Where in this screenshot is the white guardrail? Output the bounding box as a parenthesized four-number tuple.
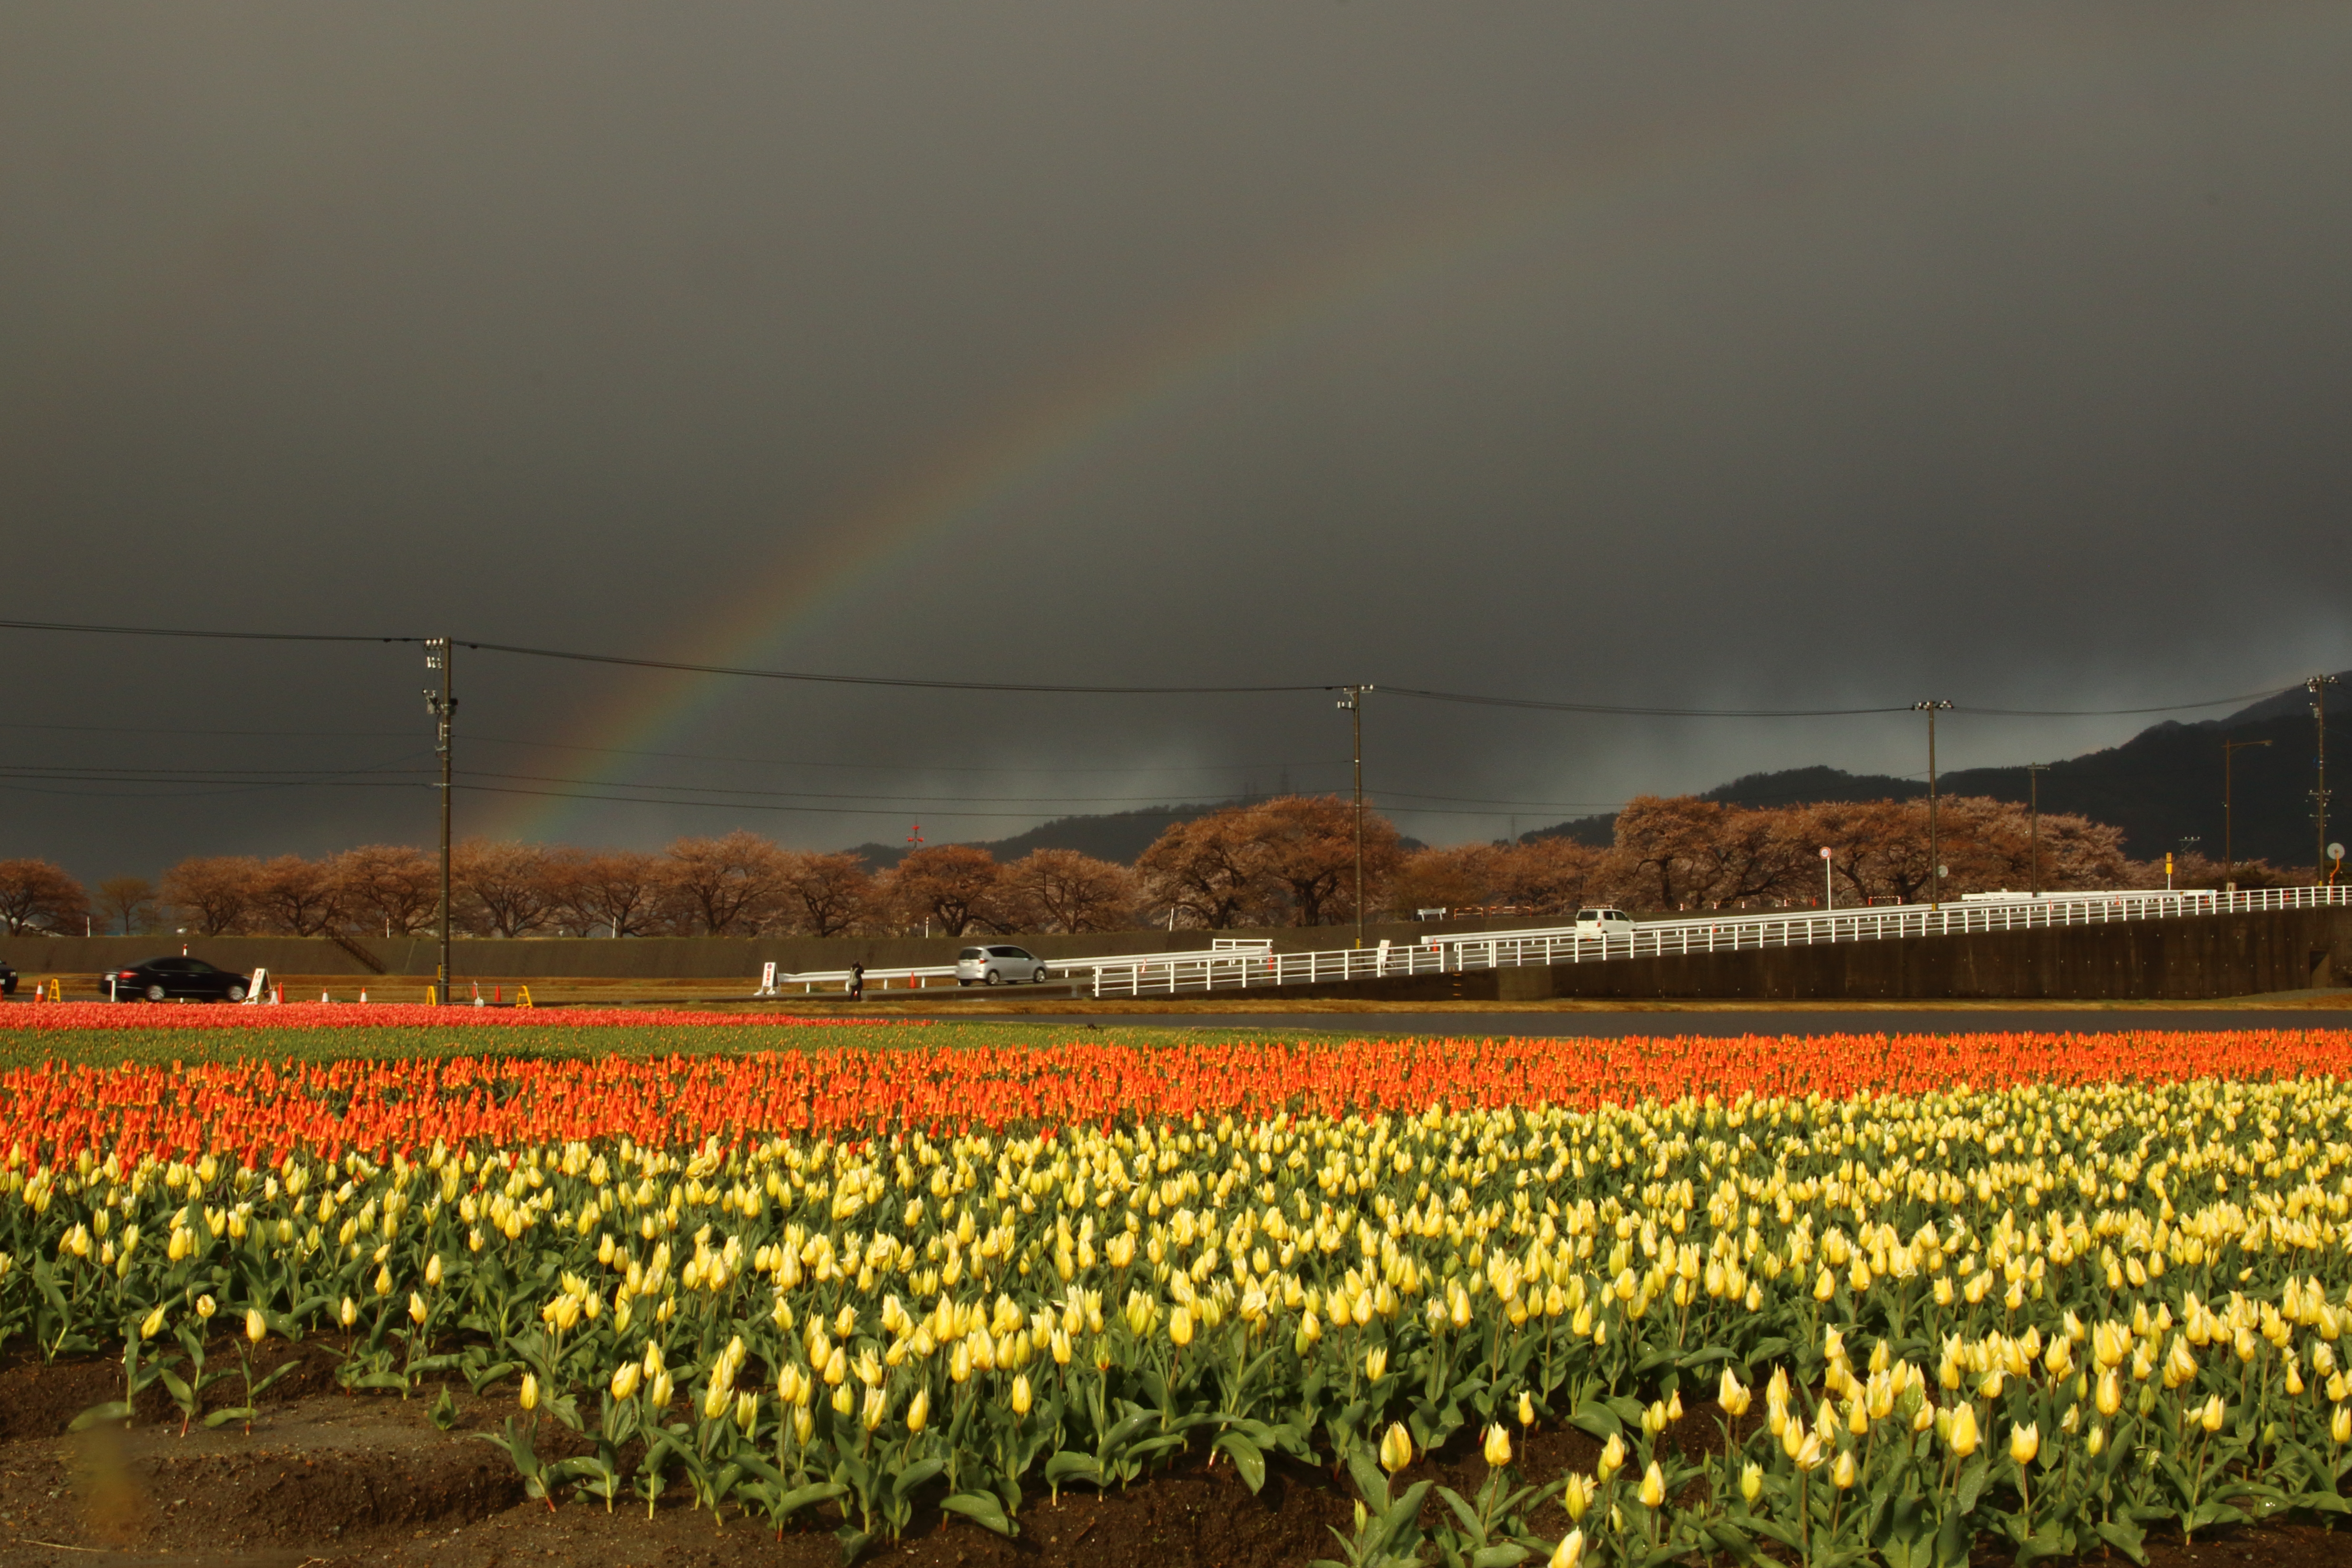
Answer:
(760, 885, 2352, 999)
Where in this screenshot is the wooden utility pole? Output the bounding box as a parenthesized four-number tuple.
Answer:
(1913, 700, 1953, 907)
(425, 639, 455, 1005)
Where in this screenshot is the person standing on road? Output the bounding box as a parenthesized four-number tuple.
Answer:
(848, 962, 865, 1001)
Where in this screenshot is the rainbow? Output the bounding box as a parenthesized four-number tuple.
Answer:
(503, 7, 2320, 844)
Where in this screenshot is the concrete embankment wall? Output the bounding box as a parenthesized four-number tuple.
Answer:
(1285, 906, 2352, 1003)
(0, 918, 1508, 981)
(11, 907, 2345, 999)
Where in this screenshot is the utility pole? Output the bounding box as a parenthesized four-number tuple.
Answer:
(1336, 686, 1371, 947)
(2310, 676, 2339, 878)
(2025, 763, 2049, 896)
(424, 639, 455, 1006)
(2222, 736, 2271, 880)
(1913, 700, 1953, 908)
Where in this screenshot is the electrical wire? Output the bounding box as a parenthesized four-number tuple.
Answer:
(0, 616, 2328, 718)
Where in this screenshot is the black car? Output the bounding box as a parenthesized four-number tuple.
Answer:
(0, 957, 15, 997)
(109, 957, 251, 1003)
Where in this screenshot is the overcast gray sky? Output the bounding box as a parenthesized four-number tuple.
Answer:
(5, 1, 2349, 881)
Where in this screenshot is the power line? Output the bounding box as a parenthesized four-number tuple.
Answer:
(0, 615, 2325, 718)
(0, 617, 417, 646)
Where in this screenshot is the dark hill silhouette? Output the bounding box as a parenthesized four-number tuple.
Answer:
(1524, 675, 2352, 868)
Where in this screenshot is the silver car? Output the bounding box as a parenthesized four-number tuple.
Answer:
(956, 945, 1050, 985)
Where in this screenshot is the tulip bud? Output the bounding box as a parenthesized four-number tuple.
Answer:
(408, 1291, 428, 1326)
(1169, 1306, 1194, 1348)
(908, 1385, 932, 1433)
(2200, 1393, 2226, 1433)
(2333, 1403, 2351, 1446)
(425, 1254, 444, 1288)
(651, 1371, 673, 1410)
(519, 1371, 539, 1411)
(1638, 1459, 1666, 1507)
(1740, 1462, 1763, 1503)
(246, 1307, 267, 1343)
(1484, 1424, 1513, 1468)
(1012, 1373, 1033, 1417)
(340, 1295, 358, 1328)
(1832, 1449, 1856, 1490)
(2087, 1423, 2107, 1457)
(1598, 1432, 1625, 1480)
(1519, 1391, 1536, 1428)
(611, 1363, 641, 1402)
(2009, 1422, 2039, 1467)
(1365, 1347, 1389, 1382)
(1549, 1529, 1583, 1568)
(1946, 1404, 1980, 1459)
(140, 1304, 167, 1340)
(1379, 1421, 1413, 1475)
(196, 1294, 217, 1320)
(1562, 1472, 1595, 1521)
(1719, 1368, 1751, 1417)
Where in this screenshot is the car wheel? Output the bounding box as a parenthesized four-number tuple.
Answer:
(984, 970, 1002, 986)
(226, 984, 247, 1002)
(958, 978, 972, 987)
(144, 984, 166, 1002)
(1033, 967, 1049, 984)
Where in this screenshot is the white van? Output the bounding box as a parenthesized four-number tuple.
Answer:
(1572, 907, 1636, 939)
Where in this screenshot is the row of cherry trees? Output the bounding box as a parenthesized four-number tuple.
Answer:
(0, 790, 2277, 939)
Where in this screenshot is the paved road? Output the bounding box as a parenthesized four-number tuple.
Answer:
(907, 1010, 2337, 1037)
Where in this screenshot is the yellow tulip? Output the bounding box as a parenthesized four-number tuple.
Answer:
(2199, 1394, 2225, 1433)
(1718, 1368, 1751, 1417)
(1562, 1472, 1596, 1521)
(1832, 1449, 1856, 1490)
(908, 1386, 932, 1433)
(245, 1307, 268, 1344)
(1946, 1404, 1980, 1459)
(1484, 1424, 1513, 1468)
(611, 1363, 641, 1402)
(1012, 1373, 1033, 1418)
(1638, 1460, 1666, 1507)
(1379, 1422, 1414, 1475)
(2009, 1422, 2039, 1467)
(520, 1372, 540, 1412)
(2332, 1403, 2350, 1445)
(140, 1305, 167, 1340)
(1598, 1432, 1625, 1480)
(1169, 1306, 1194, 1348)
(1549, 1529, 1584, 1568)
(1740, 1462, 1763, 1504)
(1519, 1391, 1536, 1428)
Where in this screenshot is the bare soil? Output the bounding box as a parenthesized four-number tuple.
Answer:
(2, 1350, 2348, 1568)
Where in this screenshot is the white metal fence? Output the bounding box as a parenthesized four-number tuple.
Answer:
(1075, 884, 2352, 998)
(754, 885, 2349, 999)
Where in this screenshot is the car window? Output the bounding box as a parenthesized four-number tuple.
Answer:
(959, 948, 984, 960)
(147, 959, 189, 971)
(1001, 947, 1033, 960)
(1574, 909, 1598, 921)
(185, 959, 222, 974)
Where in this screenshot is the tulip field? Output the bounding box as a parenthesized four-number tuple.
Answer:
(6, 1016, 2352, 1565)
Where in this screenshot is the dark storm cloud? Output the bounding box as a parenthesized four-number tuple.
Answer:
(2, 1, 2348, 879)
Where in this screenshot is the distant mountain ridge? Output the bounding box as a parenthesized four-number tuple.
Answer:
(836, 677, 2352, 870)
(1527, 675, 2352, 867)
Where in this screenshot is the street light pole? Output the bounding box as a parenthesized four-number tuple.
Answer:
(1913, 700, 1953, 908)
(2222, 736, 2271, 879)
(1336, 686, 1371, 947)
(2024, 763, 2048, 896)
(2310, 676, 2339, 878)
(424, 639, 456, 1006)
